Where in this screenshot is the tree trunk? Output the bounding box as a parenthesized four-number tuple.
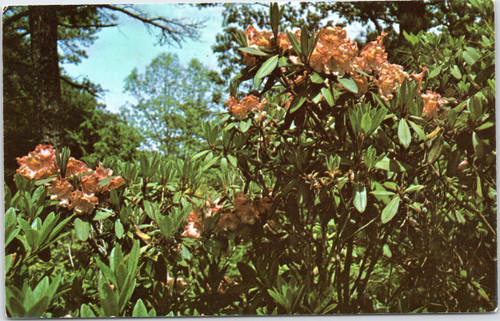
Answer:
(28, 5, 62, 147)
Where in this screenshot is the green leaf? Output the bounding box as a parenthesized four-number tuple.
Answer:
(371, 108, 387, 133)
(227, 154, 238, 168)
(132, 299, 148, 317)
(370, 190, 396, 196)
(110, 245, 124, 273)
(239, 118, 252, 133)
(158, 216, 173, 238)
(192, 150, 209, 161)
(98, 176, 114, 188)
(32, 277, 50, 304)
(6, 287, 26, 317)
(232, 29, 248, 47)
(477, 287, 490, 302)
(310, 72, 324, 84)
(202, 155, 220, 172)
(27, 296, 49, 317)
(270, 2, 280, 36)
(97, 260, 117, 285)
(338, 77, 358, 94)
(74, 218, 90, 242)
(467, 97, 483, 122)
(94, 209, 114, 221)
(348, 108, 361, 134)
(321, 87, 334, 107)
(300, 25, 311, 58)
(375, 157, 408, 172)
(100, 283, 119, 316)
(80, 304, 96, 318)
(126, 240, 140, 274)
(286, 29, 302, 55)
(353, 185, 367, 213)
(115, 220, 124, 239)
(34, 175, 57, 186)
(450, 65, 462, 79)
(427, 134, 444, 163)
(475, 121, 494, 131)
(289, 95, 307, 113)
(255, 55, 279, 79)
(381, 196, 400, 224)
(115, 263, 128, 291)
(238, 47, 272, 56)
(408, 120, 426, 141)
(404, 185, 425, 193)
(48, 214, 74, 242)
(428, 65, 442, 78)
(383, 244, 392, 258)
(360, 113, 372, 135)
(398, 119, 411, 148)
(463, 47, 481, 66)
(472, 131, 485, 158)
(118, 278, 136, 313)
(25, 229, 40, 249)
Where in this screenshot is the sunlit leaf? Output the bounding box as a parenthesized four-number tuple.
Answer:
(381, 196, 400, 224)
(338, 77, 358, 94)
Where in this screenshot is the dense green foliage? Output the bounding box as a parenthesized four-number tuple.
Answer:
(4, 1, 497, 317)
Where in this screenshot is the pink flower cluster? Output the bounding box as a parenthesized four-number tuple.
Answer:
(16, 145, 58, 180)
(181, 193, 273, 238)
(16, 144, 125, 215)
(226, 94, 267, 120)
(421, 91, 447, 120)
(216, 192, 272, 232)
(240, 26, 445, 119)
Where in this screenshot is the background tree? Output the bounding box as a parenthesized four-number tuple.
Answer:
(122, 53, 224, 156)
(3, 4, 204, 154)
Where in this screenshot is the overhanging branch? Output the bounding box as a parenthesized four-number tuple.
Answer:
(61, 75, 102, 98)
(59, 22, 118, 29)
(98, 4, 204, 47)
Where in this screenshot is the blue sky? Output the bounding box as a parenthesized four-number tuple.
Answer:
(60, 3, 368, 114)
(61, 4, 225, 113)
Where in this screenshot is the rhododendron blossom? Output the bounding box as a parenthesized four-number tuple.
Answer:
(246, 25, 273, 49)
(214, 193, 273, 232)
(313, 26, 359, 76)
(375, 63, 410, 101)
(48, 178, 73, 207)
(226, 95, 267, 119)
(421, 91, 447, 120)
(65, 157, 92, 178)
(15, 145, 125, 215)
(16, 144, 58, 180)
(239, 25, 433, 106)
(359, 32, 388, 74)
(205, 197, 223, 218)
(70, 190, 99, 215)
(182, 210, 203, 239)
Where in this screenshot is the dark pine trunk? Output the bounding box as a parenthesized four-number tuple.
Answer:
(28, 5, 62, 147)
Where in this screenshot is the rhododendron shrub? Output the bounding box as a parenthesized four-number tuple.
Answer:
(209, 2, 495, 314)
(4, 2, 495, 317)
